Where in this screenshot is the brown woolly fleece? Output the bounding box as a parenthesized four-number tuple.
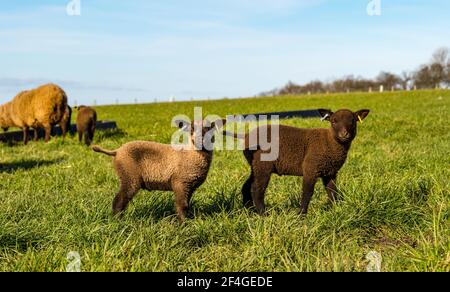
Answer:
(76, 106, 97, 146)
(232, 109, 370, 216)
(0, 83, 70, 144)
(93, 119, 226, 221)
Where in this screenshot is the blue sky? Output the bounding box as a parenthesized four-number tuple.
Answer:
(0, 0, 449, 105)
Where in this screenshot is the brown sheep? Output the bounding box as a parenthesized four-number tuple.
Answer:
(227, 109, 370, 216)
(0, 83, 70, 144)
(92, 118, 226, 221)
(76, 106, 97, 146)
(32, 105, 72, 142)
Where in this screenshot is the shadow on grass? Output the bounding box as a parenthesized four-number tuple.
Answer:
(129, 189, 242, 221)
(193, 189, 241, 217)
(130, 193, 176, 221)
(0, 136, 20, 147)
(95, 128, 128, 142)
(0, 158, 64, 173)
(0, 232, 43, 252)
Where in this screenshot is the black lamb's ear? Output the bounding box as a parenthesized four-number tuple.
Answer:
(318, 109, 333, 121)
(355, 109, 370, 122)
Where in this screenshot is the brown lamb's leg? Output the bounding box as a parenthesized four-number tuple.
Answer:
(300, 174, 318, 215)
(90, 123, 96, 142)
(322, 176, 338, 203)
(173, 183, 194, 222)
(84, 129, 92, 146)
(86, 121, 96, 146)
(112, 181, 140, 216)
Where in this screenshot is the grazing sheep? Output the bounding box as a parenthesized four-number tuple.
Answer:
(92, 119, 226, 221)
(76, 106, 97, 146)
(227, 109, 370, 215)
(32, 105, 72, 142)
(0, 84, 70, 144)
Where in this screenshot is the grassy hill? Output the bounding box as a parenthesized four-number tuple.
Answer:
(0, 90, 448, 271)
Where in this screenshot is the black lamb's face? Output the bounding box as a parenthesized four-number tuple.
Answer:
(318, 109, 370, 143)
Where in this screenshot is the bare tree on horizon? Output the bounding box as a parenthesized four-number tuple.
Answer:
(259, 47, 450, 96)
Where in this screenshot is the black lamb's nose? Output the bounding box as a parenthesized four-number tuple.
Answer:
(339, 131, 350, 139)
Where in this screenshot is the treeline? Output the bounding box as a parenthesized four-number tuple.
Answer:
(260, 47, 450, 96)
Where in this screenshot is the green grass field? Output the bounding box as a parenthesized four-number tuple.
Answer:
(0, 90, 449, 272)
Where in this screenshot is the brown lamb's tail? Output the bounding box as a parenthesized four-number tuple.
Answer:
(92, 145, 117, 157)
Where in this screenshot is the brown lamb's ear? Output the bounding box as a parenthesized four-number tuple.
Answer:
(355, 110, 370, 122)
(318, 109, 333, 121)
(174, 120, 191, 131)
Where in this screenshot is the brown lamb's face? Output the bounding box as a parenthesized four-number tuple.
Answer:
(176, 119, 227, 151)
(319, 109, 370, 143)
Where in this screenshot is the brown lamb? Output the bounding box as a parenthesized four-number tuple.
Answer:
(0, 83, 71, 144)
(76, 106, 97, 146)
(92, 118, 226, 221)
(229, 109, 370, 216)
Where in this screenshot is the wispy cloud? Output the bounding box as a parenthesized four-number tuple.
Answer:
(0, 78, 144, 92)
